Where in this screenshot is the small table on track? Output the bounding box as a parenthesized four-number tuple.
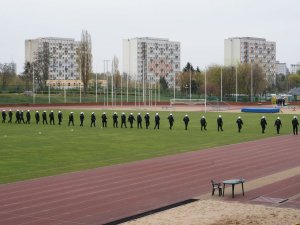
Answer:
(222, 179, 245, 198)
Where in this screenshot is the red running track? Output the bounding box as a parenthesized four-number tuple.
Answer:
(0, 135, 300, 225)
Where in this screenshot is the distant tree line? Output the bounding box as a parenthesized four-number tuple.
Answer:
(0, 63, 17, 90)
(151, 63, 298, 98)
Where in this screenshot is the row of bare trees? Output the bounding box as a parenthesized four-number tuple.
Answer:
(0, 63, 16, 90)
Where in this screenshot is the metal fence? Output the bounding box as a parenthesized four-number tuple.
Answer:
(0, 85, 270, 105)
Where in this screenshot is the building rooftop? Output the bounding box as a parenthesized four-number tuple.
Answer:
(228, 37, 266, 41)
(26, 37, 76, 41)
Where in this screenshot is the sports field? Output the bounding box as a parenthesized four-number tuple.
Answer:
(0, 109, 295, 184)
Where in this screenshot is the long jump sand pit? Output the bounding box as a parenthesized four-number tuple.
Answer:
(123, 199, 300, 225)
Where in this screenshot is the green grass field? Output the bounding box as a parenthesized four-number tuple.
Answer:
(0, 109, 296, 184)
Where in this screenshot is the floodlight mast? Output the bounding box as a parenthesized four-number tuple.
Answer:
(32, 64, 35, 104)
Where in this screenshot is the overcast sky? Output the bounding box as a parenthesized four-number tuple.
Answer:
(0, 0, 299, 73)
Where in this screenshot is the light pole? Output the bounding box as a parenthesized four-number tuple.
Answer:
(173, 70, 176, 101)
(103, 60, 106, 107)
(120, 73, 123, 106)
(95, 71, 98, 103)
(111, 61, 114, 107)
(64, 66, 66, 104)
(126, 73, 129, 103)
(189, 67, 192, 102)
(148, 76, 151, 106)
(80, 66, 82, 103)
(205, 69, 207, 113)
(138, 78, 141, 107)
(104, 60, 111, 107)
(220, 66, 223, 102)
(251, 63, 253, 102)
(235, 64, 238, 103)
(32, 64, 35, 104)
(142, 60, 145, 105)
(155, 77, 157, 107)
(134, 76, 137, 107)
(48, 81, 50, 104)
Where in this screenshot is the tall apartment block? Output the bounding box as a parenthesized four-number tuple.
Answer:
(224, 37, 276, 84)
(25, 37, 80, 87)
(123, 37, 181, 86)
(290, 63, 300, 74)
(276, 61, 289, 76)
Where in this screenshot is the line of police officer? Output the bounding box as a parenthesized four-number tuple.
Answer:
(1, 109, 299, 134)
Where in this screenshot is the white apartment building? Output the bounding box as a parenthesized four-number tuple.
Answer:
(276, 61, 289, 76)
(290, 63, 300, 74)
(224, 37, 276, 84)
(123, 37, 181, 86)
(25, 37, 80, 86)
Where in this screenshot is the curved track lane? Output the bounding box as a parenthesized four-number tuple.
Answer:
(0, 135, 300, 225)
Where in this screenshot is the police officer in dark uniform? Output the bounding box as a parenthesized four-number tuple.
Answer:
(274, 117, 282, 134)
(58, 111, 63, 125)
(183, 114, 190, 130)
(15, 109, 20, 124)
(20, 110, 25, 124)
(35, 111, 40, 124)
(137, 113, 142, 128)
(292, 116, 299, 135)
(217, 115, 223, 132)
(154, 113, 160, 129)
(144, 113, 150, 129)
(68, 112, 74, 126)
(49, 110, 55, 125)
(128, 113, 135, 128)
(79, 112, 84, 126)
(8, 109, 13, 123)
(121, 112, 127, 128)
(200, 116, 207, 131)
(91, 112, 96, 127)
(42, 111, 48, 124)
(112, 112, 118, 128)
(25, 110, 31, 124)
(102, 112, 107, 128)
(236, 116, 243, 133)
(168, 113, 174, 130)
(2, 110, 6, 123)
(260, 116, 267, 133)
